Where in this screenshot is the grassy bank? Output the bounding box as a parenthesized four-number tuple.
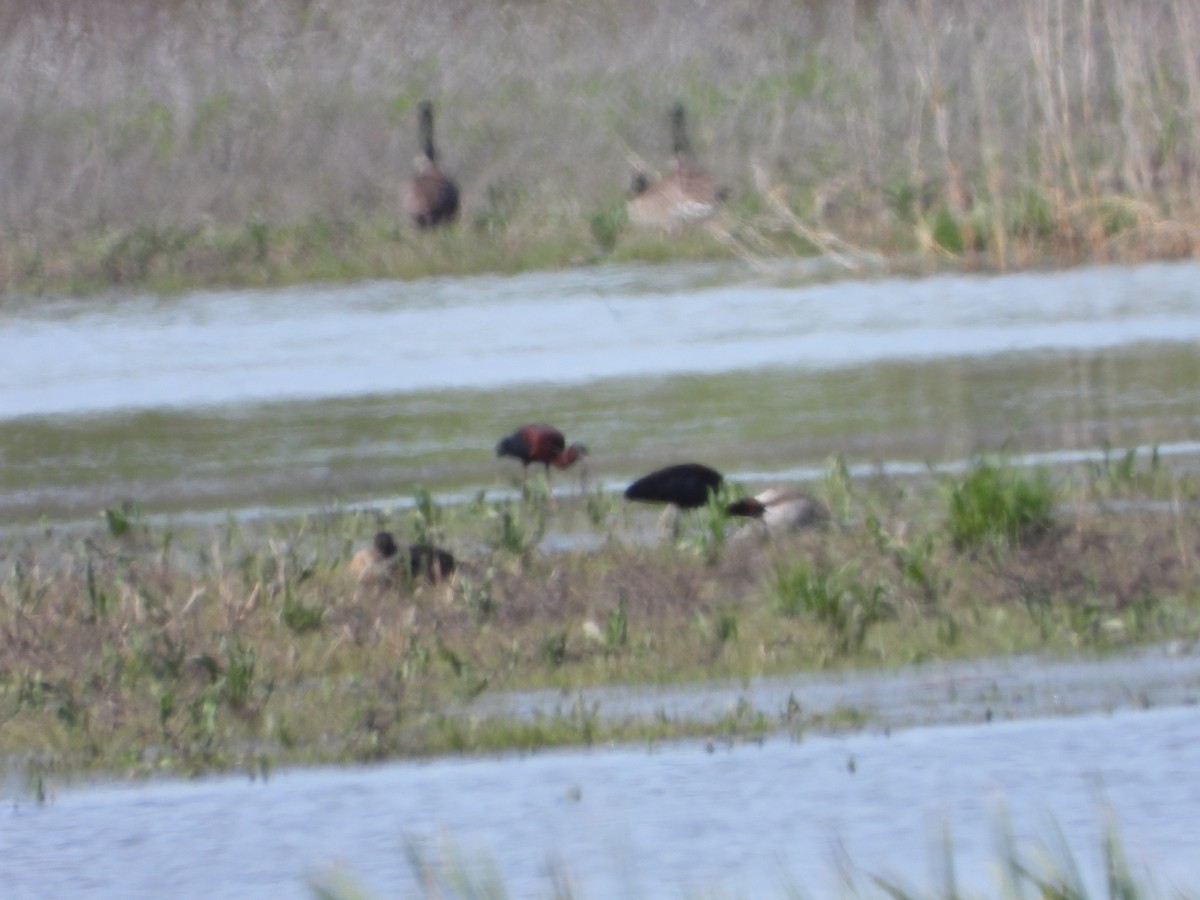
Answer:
(2, 451, 1198, 782)
(2, 0, 1200, 297)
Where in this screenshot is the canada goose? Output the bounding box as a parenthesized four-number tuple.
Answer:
(627, 104, 724, 233)
(404, 100, 460, 228)
(350, 530, 457, 585)
(726, 488, 831, 537)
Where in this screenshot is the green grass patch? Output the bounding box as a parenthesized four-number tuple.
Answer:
(946, 460, 1057, 552)
(1, 453, 1199, 780)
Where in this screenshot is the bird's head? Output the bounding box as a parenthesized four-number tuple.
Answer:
(555, 443, 589, 468)
(726, 497, 766, 519)
(373, 530, 400, 558)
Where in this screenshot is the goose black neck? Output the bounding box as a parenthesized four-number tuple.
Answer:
(670, 103, 691, 157)
(418, 101, 437, 163)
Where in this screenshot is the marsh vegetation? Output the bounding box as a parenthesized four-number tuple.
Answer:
(2, 450, 1197, 780)
(2, 0, 1200, 296)
(322, 809, 1157, 900)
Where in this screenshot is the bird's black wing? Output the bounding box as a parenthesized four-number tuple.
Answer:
(624, 463, 723, 509)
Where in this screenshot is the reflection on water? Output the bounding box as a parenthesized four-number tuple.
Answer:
(4, 696, 1200, 898)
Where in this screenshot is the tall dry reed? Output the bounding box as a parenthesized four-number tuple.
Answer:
(1, 0, 1197, 289)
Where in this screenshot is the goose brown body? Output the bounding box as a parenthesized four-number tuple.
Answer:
(726, 488, 831, 533)
(350, 531, 457, 584)
(404, 100, 459, 228)
(627, 104, 723, 233)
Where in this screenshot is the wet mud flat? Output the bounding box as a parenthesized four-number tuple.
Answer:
(471, 641, 1200, 736)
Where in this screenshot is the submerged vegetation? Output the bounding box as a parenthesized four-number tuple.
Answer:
(3, 0, 1200, 297)
(310, 807, 1161, 899)
(1, 451, 1198, 781)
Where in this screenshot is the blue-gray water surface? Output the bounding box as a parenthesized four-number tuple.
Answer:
(4, 259, 1200, 419)
(4, 682, 1199, 899)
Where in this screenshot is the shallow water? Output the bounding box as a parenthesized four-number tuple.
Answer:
(5, 654, 1200, 899)
(3, 259, 1200, 526)
(4, 263, 1200, 897)
(4, 260, 1200, 419)
(475, 641, 1200, 730)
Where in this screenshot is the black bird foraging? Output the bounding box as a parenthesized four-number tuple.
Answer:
(624, 462, 724, 509)
(624, 462, 725, 539)
(496, 423, 589, 495)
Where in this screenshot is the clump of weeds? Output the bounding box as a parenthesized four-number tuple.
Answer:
(485, 498, 545, 563)
(456, 566, 498, 625)
(1083, 443, 1197, 504)
(103, 500, 146, 539)
(770, 558, 893, 656)
(868, 515, 950, 609)
(584, 485, 619, 532)
(484, 477, 551, 563)
(822, 454, 855, 524)
(945, 459, 1057, 552)
(679, 486, 738, 565)
(411, 488, 447, 547)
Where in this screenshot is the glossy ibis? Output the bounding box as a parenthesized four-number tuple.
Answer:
(496, 423, 588, 495)
(627, 104, 725, 233)
(403, 100, 459, 228)
(624, 462, 725, 538)
(624, 462, 724, 508)
(350, 530, 457, 585)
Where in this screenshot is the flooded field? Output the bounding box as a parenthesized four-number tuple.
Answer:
(3, 259, 1200, 898)
(3, 259, 1200, 527)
